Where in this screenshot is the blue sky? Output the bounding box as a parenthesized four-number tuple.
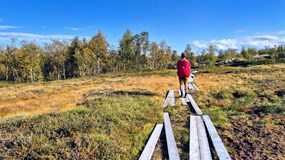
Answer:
(1, 0, 285, 53)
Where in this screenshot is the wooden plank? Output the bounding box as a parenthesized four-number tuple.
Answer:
(202, 115, 231, 160)
(180, 98, 187, 106)
(188, 83, 195, 90)
(186, 94, 203, 115)
(178, 89, 182, 97)
(197, 116, 212, 160)
(164, 113, 180, 160)
(163, 90, 171, 108)
(193, 83, 200, 90)
(185, 97, 190, 103)
(190, 116, 200, 160)
(170, 90, 176, 107)
(139, 124, 163, 160)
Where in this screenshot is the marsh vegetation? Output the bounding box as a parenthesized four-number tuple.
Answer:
(0, 64, 284, 159)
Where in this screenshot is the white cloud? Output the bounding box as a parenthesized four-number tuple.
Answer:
(234, 29, 247, 34)
(64, 27, 85, 31)
(210, 39, 238, 50)
(278, 30, 285, 34)
(0, 32, 86, 44)
(65, 26, 96, 31)
(191, 34, 285, 52)
(0, 32, 74, 39)
(192, 41, 208, 48)
(0, 25, 21, 30)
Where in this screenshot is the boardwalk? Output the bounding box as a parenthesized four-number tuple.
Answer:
(141, 90, 230, 159)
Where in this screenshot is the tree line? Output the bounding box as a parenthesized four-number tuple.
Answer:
(0, 30, 284, 83)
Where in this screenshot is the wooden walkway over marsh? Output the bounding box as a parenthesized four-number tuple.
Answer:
(139, 87, 231, 160)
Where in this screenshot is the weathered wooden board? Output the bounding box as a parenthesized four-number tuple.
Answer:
(178, 89, 182, 97)
(203, 115, 231, 160)
(197, 116, 212, 160)
(139, 124, 163, 160)
(164, 113, 180, 160)
(188, 83, 195, 90)
(163, 90, 171, 108)
(185, 97, 190, 103)
(190, 116, 200, 160)
(193, 83, 200, 90)
(180, 98, 187, 106)
(181, 98, 187, 106)
(186, 94, 203, 115)
(170, 90, 175, 107)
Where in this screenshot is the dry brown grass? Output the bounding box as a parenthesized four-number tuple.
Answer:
(1, 64, 284, 159)
(0, 71, 179, 120)
(197, 64, 285, 96)
(1, 64, 284, 120)
(196, 74, 244, 93)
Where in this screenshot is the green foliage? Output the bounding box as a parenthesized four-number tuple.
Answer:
(196, 44, 218, 68)
(0, 93, 162, 159)
(241, 47, 250, 59)
(206, 44, 218, 68)
(218, 49, 238, 60)
(15, 42, 43, 82)
(0, 41, 43, 82)
(88, 31, 109, 74)
(255, 100, 285, 114)
(184, 44, 196, 66)
(133, 31, 150, 68)
(159, 41, 172, 69)
(1, 30, 285, 83)
(150, 42, 159, 68)
(118, 29, 135, 70)
(167, 50, 180, 69)
(43, 40, 68, 80)
(65, 37, 81, 78)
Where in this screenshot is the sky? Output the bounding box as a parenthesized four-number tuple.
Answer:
(0, 0, 285, 53)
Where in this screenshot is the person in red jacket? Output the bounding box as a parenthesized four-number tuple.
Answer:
(177, 52, 191, 97)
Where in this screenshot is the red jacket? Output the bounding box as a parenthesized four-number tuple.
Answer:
(177, 58, 191, 78)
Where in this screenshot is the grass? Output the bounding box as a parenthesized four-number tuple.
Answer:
(194, 64, 285, 159)
(0, 70, 176, 159)
(0, 70, 177, 119)
(1, 64, 285, 159)
(0, 92, 162, 159)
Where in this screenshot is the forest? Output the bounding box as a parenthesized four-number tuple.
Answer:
(0, 30, 285, 83)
